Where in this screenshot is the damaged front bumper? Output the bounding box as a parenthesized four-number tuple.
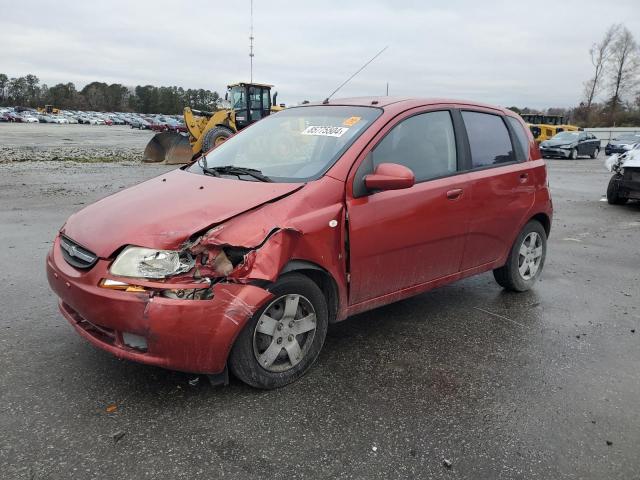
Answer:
(46, 236, 273, 374)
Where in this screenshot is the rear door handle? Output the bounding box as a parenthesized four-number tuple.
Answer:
(519, 173, 529, 183)
(446, 188, 463, 200)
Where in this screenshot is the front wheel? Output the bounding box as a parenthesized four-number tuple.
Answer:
(493, 220, 547, 292)
(607, 174, 628, 205)
(569, 148, 578, 160)
(201, 126, 234, 153)
(229, 273, 328, 389)
(591, 147, 599, 159)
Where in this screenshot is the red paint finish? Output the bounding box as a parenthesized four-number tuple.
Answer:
(47, 97, 552, 375)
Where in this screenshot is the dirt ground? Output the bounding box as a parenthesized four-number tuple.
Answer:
(0, 156, 639, 479)
(0, 123, 155, 162)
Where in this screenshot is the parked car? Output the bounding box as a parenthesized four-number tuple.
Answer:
(604, 133, 640, 156)
(52, 116, 70, 124)
(21, 114, 39, 123)
(46, 97, 553, 389)
(605, 144, 640, 205)
(130, 118, 151, 129)
(539, 131, 600, 159)
(6, 112, 23, 122)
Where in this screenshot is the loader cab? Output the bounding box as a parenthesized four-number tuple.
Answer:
(227, 82, 273, 130)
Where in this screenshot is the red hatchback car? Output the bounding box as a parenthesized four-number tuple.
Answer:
(47, 98, 552, 388)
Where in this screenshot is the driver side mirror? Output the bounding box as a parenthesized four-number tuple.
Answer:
(364, 163, 415, 192)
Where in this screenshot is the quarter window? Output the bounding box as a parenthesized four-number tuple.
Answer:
(372, 111, 457, 182)
(505, 116, 529, 160)
(462, 111, 515, 168)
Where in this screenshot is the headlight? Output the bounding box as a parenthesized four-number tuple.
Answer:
(559, 144, 574, 149)
(110, 246, 195, 279)
(622, 144, 634, 150)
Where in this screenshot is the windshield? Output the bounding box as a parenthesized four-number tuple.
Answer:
(552, 131, 579, 141)
(230, 87, 245, 110)
(189, 105, 382, 182)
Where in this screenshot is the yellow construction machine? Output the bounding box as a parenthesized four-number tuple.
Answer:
(520, 114, 580, 143)
(144, 82, 283, 164)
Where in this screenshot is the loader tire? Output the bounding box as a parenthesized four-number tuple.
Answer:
(201, 126, 234, 154)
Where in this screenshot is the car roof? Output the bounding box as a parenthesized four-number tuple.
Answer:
(304, 96, 514, 115)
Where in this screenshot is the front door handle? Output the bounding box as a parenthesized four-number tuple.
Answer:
(446, 188, 463, 200)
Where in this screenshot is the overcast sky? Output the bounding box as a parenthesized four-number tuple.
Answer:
(1, 0, 639, 108)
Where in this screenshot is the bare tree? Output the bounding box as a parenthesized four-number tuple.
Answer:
(584, 25, 616, 108)
(607, 25, 640, 116)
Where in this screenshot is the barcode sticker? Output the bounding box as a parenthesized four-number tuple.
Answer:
(301, 126, 349, 137)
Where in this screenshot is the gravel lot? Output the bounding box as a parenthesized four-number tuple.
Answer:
(0, 155, 639, 479)
(0, 123, 155, 162)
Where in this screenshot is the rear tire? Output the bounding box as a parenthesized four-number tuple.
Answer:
(201, 126, 234, 153)
(606, 174, 628, 205)
(493, 220, 547, 292)
(229, 273, 328, 389)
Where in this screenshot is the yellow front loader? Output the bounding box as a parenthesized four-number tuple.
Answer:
(143, 82, 282, 164)
(520, 114, 580, 143)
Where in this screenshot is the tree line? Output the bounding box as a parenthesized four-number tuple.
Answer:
(510, 24, 640, 127)
(0, 74, 221, 114)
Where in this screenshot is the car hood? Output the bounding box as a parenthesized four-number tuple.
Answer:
(608, 139, 637, 146)
(541, 139, 576, 147)
(62, 168, 303, 258)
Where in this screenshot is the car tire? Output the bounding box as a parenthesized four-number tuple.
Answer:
(493, 220, 547, 292)
(606, 174, 628, 205)
(591, 148, 599, 159)
(229, 273, 329, 389)
(570, 148, 578, 160)
(201, 126, 234, 153)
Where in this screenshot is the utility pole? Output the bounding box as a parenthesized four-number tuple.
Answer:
(249, 0, 254, 82)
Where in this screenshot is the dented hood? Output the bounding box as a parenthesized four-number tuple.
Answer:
(62, 169, 302, 257)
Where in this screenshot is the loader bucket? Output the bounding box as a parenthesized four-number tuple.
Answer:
(143, 132, 194, 164)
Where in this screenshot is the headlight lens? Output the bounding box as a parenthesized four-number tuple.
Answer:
(110, 246, 195, 279)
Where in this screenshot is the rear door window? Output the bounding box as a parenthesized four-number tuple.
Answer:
(462, 111, 515, 168)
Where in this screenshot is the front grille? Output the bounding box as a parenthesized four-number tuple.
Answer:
(60, 235, 98, 269)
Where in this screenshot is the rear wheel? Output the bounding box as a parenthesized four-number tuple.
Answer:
(607, 174, 628, 205)
(591, 147, 600, 159)
(493, 220, 547, 292)
(201, 126, 234, 153)
(229, 273, 328, 389)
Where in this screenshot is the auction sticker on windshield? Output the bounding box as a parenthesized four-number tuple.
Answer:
(301, 126, 349, 137)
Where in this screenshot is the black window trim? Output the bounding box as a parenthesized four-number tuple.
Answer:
(352, 107, 466, 198)
(457, 108, 521, 173)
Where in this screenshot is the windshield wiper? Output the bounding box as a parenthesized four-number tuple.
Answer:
(202, 165, 272, 182)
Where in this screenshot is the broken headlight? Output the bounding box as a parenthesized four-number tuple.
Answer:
(110, 246, 195, 279)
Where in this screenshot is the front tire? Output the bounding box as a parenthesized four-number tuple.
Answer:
(569, 148, 578, 160)
(229, 273, 328, 389)
(591, 148, 599, 159)
(493, 220, 547, 292)
(606, 174, 628, 205)
(201, 126, 234, 153)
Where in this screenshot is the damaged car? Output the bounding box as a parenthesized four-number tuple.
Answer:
(605, 144, 640, 204)
(47, 98, 553, 389)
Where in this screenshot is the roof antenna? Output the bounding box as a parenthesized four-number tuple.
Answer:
(249, 0, 254, 82)
(323, 46, 388, 104)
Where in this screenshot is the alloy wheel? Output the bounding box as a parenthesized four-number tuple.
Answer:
(253, 294, 317, 373)
(518, 232, 543, 280)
